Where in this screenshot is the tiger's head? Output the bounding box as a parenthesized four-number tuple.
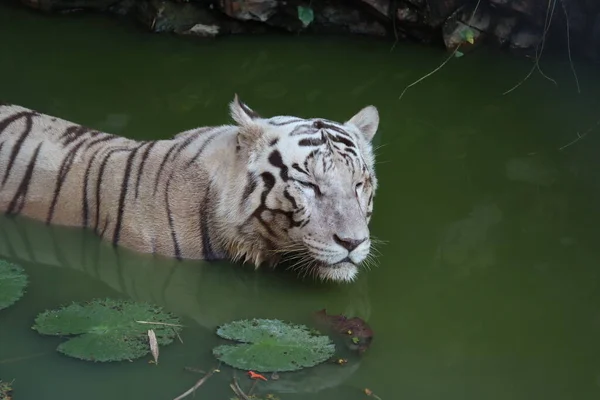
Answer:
(229, 95, 379, 283)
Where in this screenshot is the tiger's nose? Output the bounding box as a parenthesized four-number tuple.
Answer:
(333, 234, 367, 252)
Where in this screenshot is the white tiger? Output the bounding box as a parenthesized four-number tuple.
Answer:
(0, 95, 379, 282)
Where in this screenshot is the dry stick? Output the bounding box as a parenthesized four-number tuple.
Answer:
(558, 118, 600, 150)
(136, 320, 185, 328)
(173, 368, 218, 400)
(535, 0, 558, 84)
(0, 352, 49, 364)
(560, 0, 581, 93)
(398, 0, 482, 100)
(230, 377, 251, 400)
(503, 0, 558, 95)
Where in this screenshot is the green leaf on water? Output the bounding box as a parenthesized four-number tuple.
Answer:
(461, 27, 475, 44)
(297, 5, 314, 28)
(213, 318, 335, 372)
(454, 50, 464, 58)
(0, 260, 28, 311)
(32, 298, 183, 362)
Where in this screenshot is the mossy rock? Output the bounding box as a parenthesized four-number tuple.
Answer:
(0, 260, 28, 311)
(32, 298, 182, 362)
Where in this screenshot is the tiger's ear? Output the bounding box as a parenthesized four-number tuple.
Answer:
(230, 94, 261, 126)
(230, 94, 265, 151)
(346, 105, 379, 142)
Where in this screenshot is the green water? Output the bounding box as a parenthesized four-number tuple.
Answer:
(2, 2, 600, 399)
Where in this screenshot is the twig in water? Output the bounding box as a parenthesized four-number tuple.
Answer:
(560, 0, 580, 93)
(172, 327, 184, 344)
(503, 0, 558, 95)
(230, 377, 251, 400)
(558, 118, 600, 150)
(0, 352, 49, 364)
(398, 0, 482, 100)
(173, 368, 219, 400)
(184, 366, 206, 374)
(399, 45, 462, 100)
(136, 320, 185, 328)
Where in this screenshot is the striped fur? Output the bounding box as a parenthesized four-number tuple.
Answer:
(0, 95, 379, 282)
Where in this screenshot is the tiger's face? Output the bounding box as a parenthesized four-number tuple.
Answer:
(231, 96, 379, 282)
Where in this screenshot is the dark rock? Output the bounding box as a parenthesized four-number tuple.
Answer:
(427, 0, 468, 27)
(219, 0, 277, 22)
(316, 5, 387, 36)
(442, 3, 492, 50)
(489, 0, 547, 26)
(135, 0, 220, 35)
(509, 25, 542, 55)
(19, 0, 119, 12)
(590, 13, 600, 61)
(493, 16, 518, 46)
(397, 4, 420, 24)
(108, 0, 135, 16)
(359, 0, 391, 18)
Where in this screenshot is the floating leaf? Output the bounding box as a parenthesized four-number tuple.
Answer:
(212, 318, 335, 372)
(454, 50, 464, 58)
(297, 5, 314, 28)
(460, 27, 475, 44)
(32, 298, 182, 362)
(0, 260, 28, 311)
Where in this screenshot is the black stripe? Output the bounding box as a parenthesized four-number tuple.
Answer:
(1, 112, 35, 187)
(268, 150, 289, 181)
(46, 138, 88, 224)
(292, 163, 309, 176)
(84, 135, 118, 150)
(61, 126, 90, 146)
(112, 144, 144, 246)
(0, 142, 4, 157)
(165, 177, 182, 260)
(241, 173, 257, 207)
(185, 130, 222, 168)
(135, 141, 157, 199)
(299, 136, 327, 147)
(94, 148, 128, 232)
(82, 147, 104, 227)
(199, 182, 217, 260)
(319, 121, 354, 139)
(153, 144, 178, 195)
(6, 142, 43, 215)
(269, 118, 304, 126)
(328, 133, 355, 148)
(283, 189, 298, 209)
(239, 101, 261, 119)
(99, 216, 109, 238)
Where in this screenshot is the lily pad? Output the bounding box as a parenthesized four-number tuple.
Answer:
(0, 260, 28, 311)
(32, 298, 182, 362)
(212, 318, 335, 372)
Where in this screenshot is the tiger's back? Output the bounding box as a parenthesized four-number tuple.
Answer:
(0, 102, 231, 260)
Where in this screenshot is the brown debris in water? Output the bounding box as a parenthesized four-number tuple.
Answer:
(314, 309, 374, 354)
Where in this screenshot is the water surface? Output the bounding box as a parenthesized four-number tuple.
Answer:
(1, 2, 600, 399)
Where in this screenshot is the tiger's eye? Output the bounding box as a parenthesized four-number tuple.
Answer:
(313, 120, 324, 129)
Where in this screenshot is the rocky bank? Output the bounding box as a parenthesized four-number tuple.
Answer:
(7, 0, 600, 63)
